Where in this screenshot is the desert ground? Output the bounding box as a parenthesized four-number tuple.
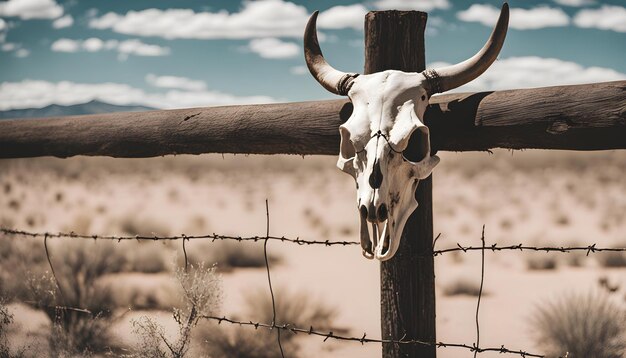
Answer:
(1, 149, 625, 357)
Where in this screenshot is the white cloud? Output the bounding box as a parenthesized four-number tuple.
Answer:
(89, 0, 363, 40)
(0, 19, 6, 43)
(553, 0, 594, 7)
(458, 4, 570, 30)
(427, 57, 626, 93)
(117, 39, 170, 58)
(374, 0, 450, 11)
(248, 37, 299, 59)
(1, 43, 17, 51)
(52, 14, 73, 28)
(85, 8, 98, 18)
(0, 80, 276, 110)
(82, 37, 104, 52)
(317, 4, 368, 30)
(50, 38, 170, 58)
(145, 74, 207, 91)
(89, 1, 307, 39)
(573, 5, 626, 33)
(290, 65, 308, 75)
(1, 41, 29, 56)
(14, 48, 29, 57)
(51, 38, 80, 52)
(0, 0, 63, 20)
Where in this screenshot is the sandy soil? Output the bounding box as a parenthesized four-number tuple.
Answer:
(1, 150, 625, 357)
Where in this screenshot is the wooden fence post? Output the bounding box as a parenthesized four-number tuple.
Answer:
(365, 11, 436, 358)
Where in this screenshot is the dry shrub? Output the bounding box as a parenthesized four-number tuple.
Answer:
(0, 236, 49, 301)
(127, 242, 171, 273)
(531, 292, 626, 358)
(132, 263, 222, 358)
(47, 310, 109, 357)
(0, 298, 27, 358)
(244, 288, 337, 335)
(598, 252, 626, 268)
(202, 326, 299, 358)
(443, 277, 484, 297)
(24, 240, 128, 354)
(186, 241, 281, 271)
(526, 254, 558, 271)
(0, 299, 11, 356)
(564, 251, 586, 267)
(201, 287, 336, 358)
(118, 216, 171, 237)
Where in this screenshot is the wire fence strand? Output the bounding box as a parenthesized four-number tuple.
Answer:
(3, 228, 624, 255)
(263, 200, 285, 358)
(433, 243, 626, 256)
(199, 314, 545, 357)
(0, 228, 359, 246)
(2, 221, 624, 358)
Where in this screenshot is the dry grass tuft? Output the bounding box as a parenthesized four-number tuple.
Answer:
(243, 288, 337, 334)
(201, 287, 337, 358)
(526, 254, 558, 271)
(21, 240, 130, 354)
(597, 251, 626, 268)
(202, 326, 299, 358)
(531, 292, 626, 358)
(443, 277, 484, 297)
(185, 241, 281, 272)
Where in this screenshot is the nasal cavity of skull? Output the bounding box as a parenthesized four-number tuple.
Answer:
(339, 127, 356, 159)
(402, 127, 429, 163)
(360, 203, 388, 222)
(368, 160, 383, 189)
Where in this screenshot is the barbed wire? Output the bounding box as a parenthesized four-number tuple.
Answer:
(199, 314, 545, 357)
(3, 228, 625, 256)
(0, 228, 359, 246)
(433, 242, 626, 256)
(2, 220, 623, 357)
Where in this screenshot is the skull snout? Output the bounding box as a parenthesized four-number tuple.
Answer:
(360, 202, 388, 223)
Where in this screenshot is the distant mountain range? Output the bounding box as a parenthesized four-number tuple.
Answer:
(0, 100, 155, 119)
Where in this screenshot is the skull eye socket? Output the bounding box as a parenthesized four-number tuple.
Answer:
(339, 127, 356, 159)
(402, 127, 430, 163)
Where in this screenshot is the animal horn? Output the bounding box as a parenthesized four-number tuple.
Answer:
(304, 11, 358, 96)
(424, 3, 509, 94)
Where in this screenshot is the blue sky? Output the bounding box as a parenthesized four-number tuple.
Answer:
(0, 0, 624, 110)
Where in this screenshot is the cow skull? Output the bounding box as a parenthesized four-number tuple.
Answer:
(304, 4, 509, 260)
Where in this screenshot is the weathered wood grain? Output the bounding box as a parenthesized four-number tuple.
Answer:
(0, 100, 351, 158)
(0, 82, 624, 159)
(365, 10, 437, 358)
(427, 80, 626, 151)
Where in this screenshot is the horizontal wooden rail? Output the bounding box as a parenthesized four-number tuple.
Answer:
(0, 81, 624, 158)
